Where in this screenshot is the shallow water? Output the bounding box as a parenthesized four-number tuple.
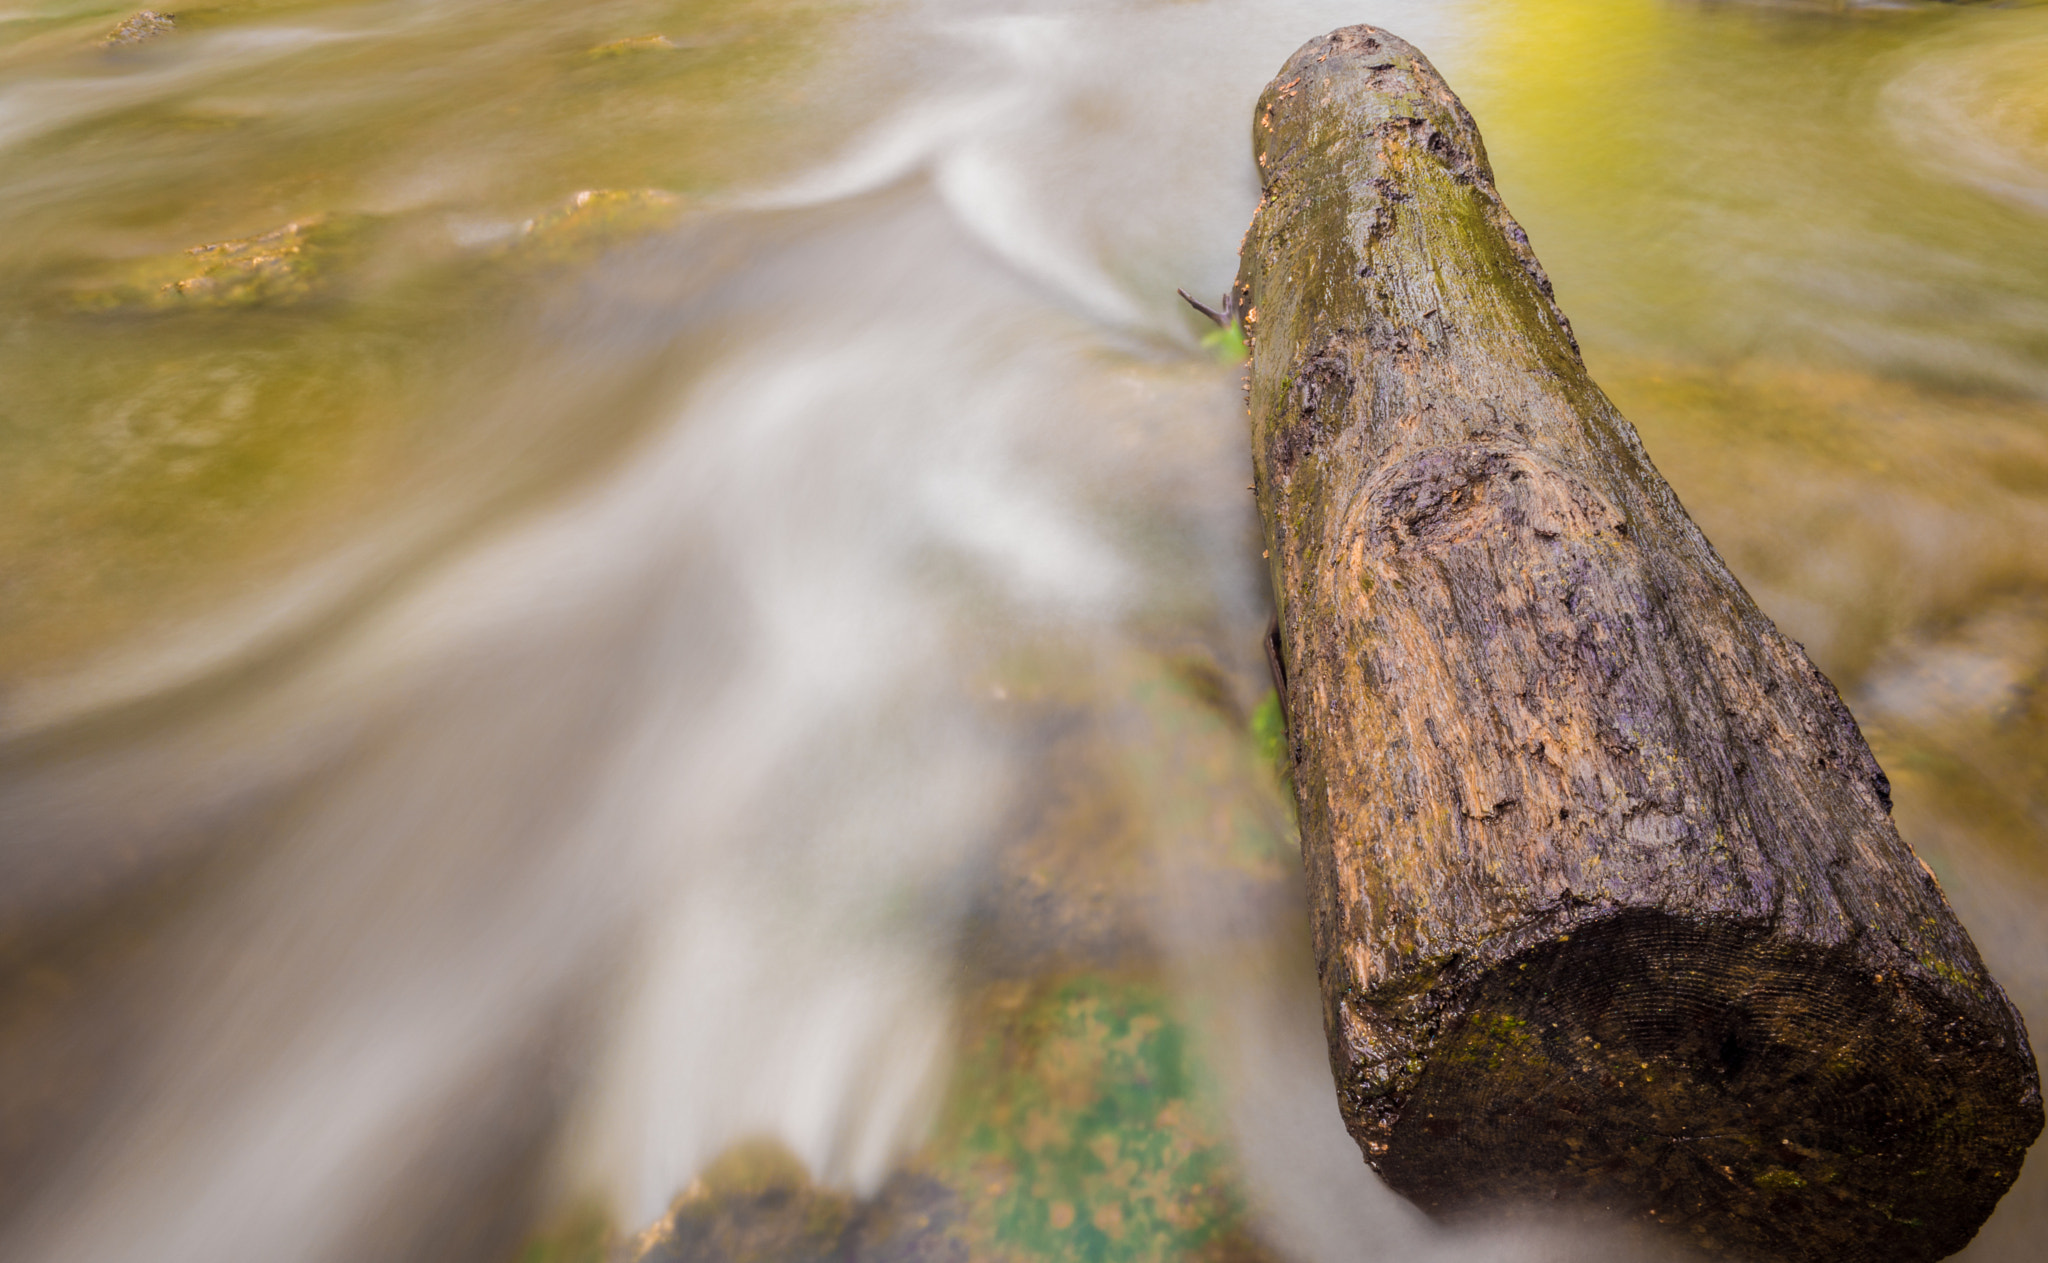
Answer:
(1, 1, 2045, 1261)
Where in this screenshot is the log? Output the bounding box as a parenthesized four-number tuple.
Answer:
(1235, 26, 2042, 1263)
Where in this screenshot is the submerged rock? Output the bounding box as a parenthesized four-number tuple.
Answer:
(104, 10, 175, 47)
(511, 189, 687, 264)
(158, 220, 331, 305)
(70, 216, 363, 313)
(632, 1141, 966, 1263)
(589, 35, 678, 58)
(65, 188, 686, 317)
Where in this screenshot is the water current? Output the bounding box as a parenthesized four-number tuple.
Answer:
(2, 1, 2046, 1261)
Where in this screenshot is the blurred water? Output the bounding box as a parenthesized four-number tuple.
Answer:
(1, 1, 2045, 1261)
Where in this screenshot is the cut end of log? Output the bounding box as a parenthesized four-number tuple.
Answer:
(1352, 911, 2040, 1263)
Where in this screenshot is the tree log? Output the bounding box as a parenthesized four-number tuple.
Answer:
(1236, 26, 2042, 1263)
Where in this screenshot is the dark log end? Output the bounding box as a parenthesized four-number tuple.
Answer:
(1357, 912, 2043, 1263)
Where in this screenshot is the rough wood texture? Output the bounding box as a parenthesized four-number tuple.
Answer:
(1236, 26, 2041, 1263)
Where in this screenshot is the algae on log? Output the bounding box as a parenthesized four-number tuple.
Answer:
(1235, 26, 2041, 1263)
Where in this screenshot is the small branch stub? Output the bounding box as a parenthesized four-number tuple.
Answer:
(1238, 25, 2041, 1263)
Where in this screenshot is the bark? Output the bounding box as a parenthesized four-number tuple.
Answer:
(1235, 26, 2042, 1263)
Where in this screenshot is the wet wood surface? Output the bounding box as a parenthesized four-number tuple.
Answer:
(1236, 25, 2042, 1262)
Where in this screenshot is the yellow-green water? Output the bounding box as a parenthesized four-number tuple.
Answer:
(2, 1, 2045, 1261)
(0, 0, 858, 675)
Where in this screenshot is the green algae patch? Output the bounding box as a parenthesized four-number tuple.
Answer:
(1199, 321, 1246, 366)
(1752, 1167, 1806, 1193)
(1249, 690, 1287, 792)
(1916, 953, 1981, 995)
(1445, 1013, 1534, 1073)
(934, 976, 1269, 1263)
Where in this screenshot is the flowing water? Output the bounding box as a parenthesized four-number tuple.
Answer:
(2, 1, 2046, 1260)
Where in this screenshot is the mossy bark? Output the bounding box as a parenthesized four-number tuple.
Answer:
(1236, 26, 2042, 1263)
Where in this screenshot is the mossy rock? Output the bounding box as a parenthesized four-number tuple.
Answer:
(631, 1140, 967, 1263)
(67, 215, 372, 314)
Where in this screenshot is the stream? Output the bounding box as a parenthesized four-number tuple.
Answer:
(2, 1, 2046, 1261)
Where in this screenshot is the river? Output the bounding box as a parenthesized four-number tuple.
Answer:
(1, 1, 2044, 1261)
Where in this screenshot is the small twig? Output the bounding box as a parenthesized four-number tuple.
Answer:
(1177, 287, 1226, 326)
